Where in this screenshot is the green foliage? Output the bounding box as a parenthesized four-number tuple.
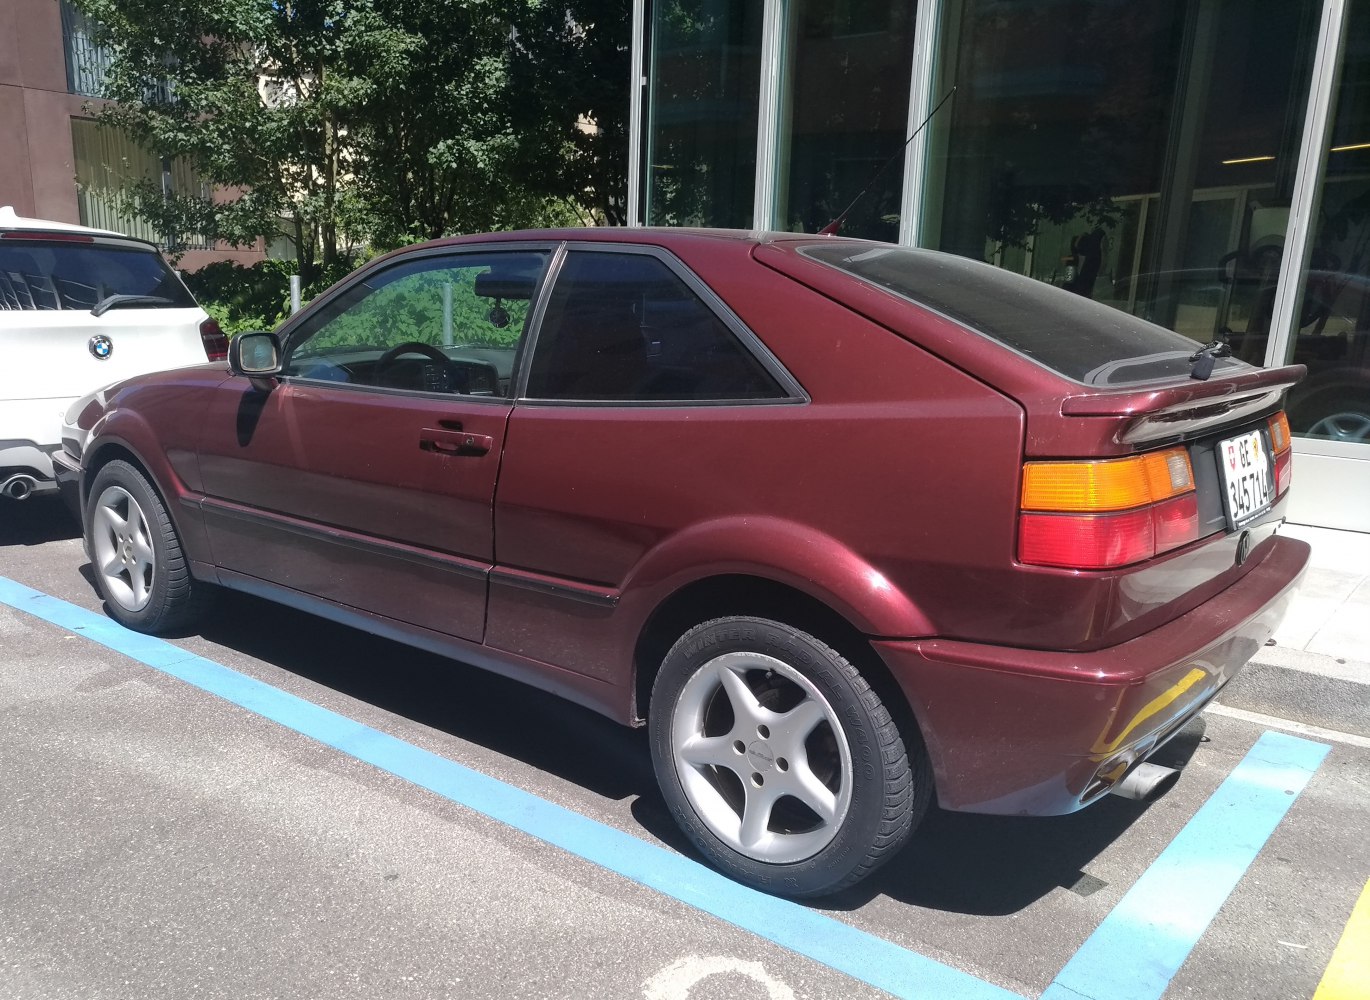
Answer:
(72, 0, 630, 269)
(185, 257, 359, 332)
(301, 268, 529, 354)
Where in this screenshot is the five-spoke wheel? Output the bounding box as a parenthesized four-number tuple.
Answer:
(83, 459, 213, 634)
(91, 483, 156, 612)
(650, 617, 928, 897)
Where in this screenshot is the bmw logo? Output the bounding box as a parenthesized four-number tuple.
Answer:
(89, 334, 113, 360)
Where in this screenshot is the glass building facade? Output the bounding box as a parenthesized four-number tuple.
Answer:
(629, 0, 1370, 531)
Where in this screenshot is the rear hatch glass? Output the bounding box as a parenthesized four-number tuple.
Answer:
(0, 239, 195, 312)
(800, 243, 1247, 386)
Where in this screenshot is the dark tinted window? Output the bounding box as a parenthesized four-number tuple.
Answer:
(0, 239, 195, 311)
(801, 243, 1248, 385)
(526, 251, 786, 401)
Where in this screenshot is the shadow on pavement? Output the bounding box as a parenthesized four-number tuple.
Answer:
(0, 497, 81, 547)
(197, 589, 655, 803)
(187, 586, 1204, 916)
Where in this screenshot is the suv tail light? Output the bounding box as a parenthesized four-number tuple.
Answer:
(1018, 447, 1199, 570)
(199, 317, 228, 361)
(1269, 411, 1292, 496)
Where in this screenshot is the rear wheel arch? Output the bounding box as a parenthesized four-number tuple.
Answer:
(632, 575, 928, 765)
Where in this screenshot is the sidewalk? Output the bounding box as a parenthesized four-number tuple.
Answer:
(1217, 522, 1370, 736)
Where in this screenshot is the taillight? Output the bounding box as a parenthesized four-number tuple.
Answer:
(1268, 411, 1292, 496)
(199, 317, 228, 362)
(1019, 447, 1199, 570)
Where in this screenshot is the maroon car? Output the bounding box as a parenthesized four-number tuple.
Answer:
(55, 229, 1309, 897)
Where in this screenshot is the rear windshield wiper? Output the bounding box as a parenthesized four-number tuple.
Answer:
(91, 293, 176, 317)
(1188, 339, 1232, 381)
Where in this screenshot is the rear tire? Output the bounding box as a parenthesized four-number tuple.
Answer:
(649, 616, 929, 897)
(85, 459, 213, 634)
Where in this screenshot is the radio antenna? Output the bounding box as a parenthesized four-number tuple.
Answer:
(818, 86, 957, 237)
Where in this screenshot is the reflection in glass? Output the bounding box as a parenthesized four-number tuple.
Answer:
(646, 1, 764, 228)
(775, 0, 915, 241)
(1284, 2, 1370, 445)
(924, 0, 1320, 352)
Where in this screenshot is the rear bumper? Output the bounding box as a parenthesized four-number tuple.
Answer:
(51, 447, 83, 521)
(874, 533, 1310, 815)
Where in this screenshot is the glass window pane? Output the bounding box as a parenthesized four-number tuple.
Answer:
(646, 0, 764, 228)
(527, 251, 784, 401)
(0, 241, 193, 311)
(286, 252, 548, 396)
(801, 241, 1246, 385)
(923, 0, 1321, 354)
(774, 0, 916, 241)
(1284, 1, 1370, 445)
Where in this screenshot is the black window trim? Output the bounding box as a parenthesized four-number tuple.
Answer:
(513, 241, 809, 408)
(274, 241, 561, 404)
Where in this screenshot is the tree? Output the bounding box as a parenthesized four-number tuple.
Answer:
(75, 0, 631, 275)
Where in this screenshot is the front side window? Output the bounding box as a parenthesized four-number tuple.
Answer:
(526, 250, 786, 402)
(284, 250, 549, 397)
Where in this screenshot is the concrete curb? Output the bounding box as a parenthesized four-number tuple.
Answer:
(1218, 645, 1370, 738)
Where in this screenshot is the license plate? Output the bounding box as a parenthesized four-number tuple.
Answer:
(1217, 429, 1273, 528)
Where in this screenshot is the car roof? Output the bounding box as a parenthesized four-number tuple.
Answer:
(404, 226, 859, 253)
(0, 205, 151, 244)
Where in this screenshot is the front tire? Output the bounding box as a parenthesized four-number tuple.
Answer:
(649, 617, 928, 897)
(85, 459, 213, 634)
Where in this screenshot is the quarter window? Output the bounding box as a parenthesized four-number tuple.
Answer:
(526, 251, 785, 402)
(284, 251, 549, 397)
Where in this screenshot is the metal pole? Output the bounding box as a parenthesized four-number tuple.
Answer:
(442, 283, 454, 346)
(289, 274, 302, 314)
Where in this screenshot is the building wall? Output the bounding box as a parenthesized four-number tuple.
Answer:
(632, 0, 1370, 532)
(0, 0, 263, 269)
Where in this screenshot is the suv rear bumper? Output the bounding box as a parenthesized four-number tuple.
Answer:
(874, 532, 1310, 815)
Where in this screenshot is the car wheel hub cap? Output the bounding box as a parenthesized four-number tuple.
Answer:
(92, 485, 155, 613)
(670, 651, 853, 865)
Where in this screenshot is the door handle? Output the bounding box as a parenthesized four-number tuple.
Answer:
(419, 427, 493, 456)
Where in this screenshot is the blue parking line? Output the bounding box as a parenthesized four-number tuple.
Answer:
(1, 576, 1331, 1000)
(1041, 729, 1330, 1000)
(0, 577, 1020, 1000)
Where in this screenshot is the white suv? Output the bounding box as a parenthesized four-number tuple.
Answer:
(1, 206, 226, 501)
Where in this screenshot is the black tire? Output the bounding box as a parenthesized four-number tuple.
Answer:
(84, 459, 214, 634)
(648, 616, 929, 898)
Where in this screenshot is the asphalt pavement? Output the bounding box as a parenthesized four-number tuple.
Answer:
(1, 500, 1367, 1000)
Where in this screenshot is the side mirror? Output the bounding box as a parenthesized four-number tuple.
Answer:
(229, 331, 282, 391)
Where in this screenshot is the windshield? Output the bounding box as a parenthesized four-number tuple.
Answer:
(0, 240, 196, 312)
(800, 243, 1248, 386)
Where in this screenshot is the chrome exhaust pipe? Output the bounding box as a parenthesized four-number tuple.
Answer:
(1109, 762, 1181, 802)
(1, 474, 37, 501)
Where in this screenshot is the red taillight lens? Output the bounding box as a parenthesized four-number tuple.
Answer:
(1153, 492, 1200, 551)
(199, 317, 228, 361)
(1019, 448, 1200, 569)
(1019, 509, 1156, 569)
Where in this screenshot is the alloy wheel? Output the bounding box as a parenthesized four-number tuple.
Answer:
(91, 484, 156, 612)
(669, 651, 853, 864)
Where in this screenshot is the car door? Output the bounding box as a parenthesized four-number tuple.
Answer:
(196, 246, 553, 642)
(488, 244, 803, 680)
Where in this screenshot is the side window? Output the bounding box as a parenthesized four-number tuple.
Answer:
(526, 251, 786, 402)
(284, 250, 548, 397)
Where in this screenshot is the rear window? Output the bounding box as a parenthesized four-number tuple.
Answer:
(800, 243, 1247, 386)
(0, 239, 195, 312)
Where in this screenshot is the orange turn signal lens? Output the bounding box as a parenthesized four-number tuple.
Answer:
(1022, 448, 1194, 512)
(1268, 411, 1291, 454)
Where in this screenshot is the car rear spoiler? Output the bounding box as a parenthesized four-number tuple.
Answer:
(1061, 364, 1307, 444)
